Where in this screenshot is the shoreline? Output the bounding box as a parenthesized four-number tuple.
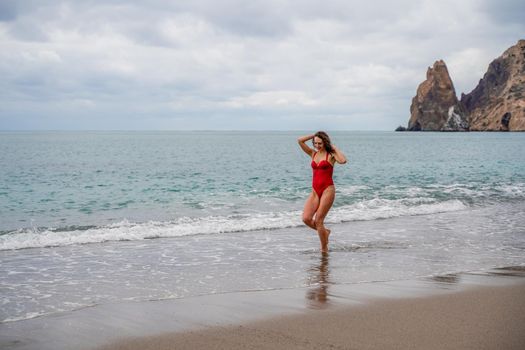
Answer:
(3, 201, 525, 330)
(99, 280, 525, 350)
(1, 266, 524, 350)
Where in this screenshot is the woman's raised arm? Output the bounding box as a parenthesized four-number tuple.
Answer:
(331, 145, 347, 164)
(297, 134, 315, 156)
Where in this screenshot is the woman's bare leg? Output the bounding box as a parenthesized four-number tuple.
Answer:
(314, 186, 335, 252)
(302, 191, 320, 230)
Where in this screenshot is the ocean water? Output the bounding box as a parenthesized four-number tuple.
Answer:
(1, 131, 525, 323)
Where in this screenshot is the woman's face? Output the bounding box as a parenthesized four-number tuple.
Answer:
(313, 137, 324, 151)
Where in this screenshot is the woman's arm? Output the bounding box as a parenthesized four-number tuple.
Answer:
(297, 134, 315, 156)
(331, 145, 347, 164)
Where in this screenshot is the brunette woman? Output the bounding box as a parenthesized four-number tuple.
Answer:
(298, 132, 347, 253)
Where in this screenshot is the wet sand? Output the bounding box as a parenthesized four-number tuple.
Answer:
(2, 268, 524, 350)
(97, 270, 525, 350)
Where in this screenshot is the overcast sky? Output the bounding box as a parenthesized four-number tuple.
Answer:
(0, 0, 523, 130)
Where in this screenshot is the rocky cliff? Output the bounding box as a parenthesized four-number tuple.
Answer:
(461, 39, 525, 131)
(402, 39, 524, 131)
(407, 60, 468, 131)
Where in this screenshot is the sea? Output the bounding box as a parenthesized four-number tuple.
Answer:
(1, 130, 524, 324)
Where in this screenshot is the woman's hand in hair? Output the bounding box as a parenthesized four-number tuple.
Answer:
(297, 134, 315, 156)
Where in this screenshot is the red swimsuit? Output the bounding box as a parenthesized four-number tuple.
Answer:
(311, 151, 334, 198)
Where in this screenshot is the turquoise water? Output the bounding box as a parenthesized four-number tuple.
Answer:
(1, 131, 524, 323)
(1, 131, 524, 247)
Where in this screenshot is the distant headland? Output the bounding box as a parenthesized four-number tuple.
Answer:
(396, 39, 525, 131)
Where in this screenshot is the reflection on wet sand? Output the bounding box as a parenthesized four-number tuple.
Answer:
(430, 274, 460, 284)
(490, 266, 525, 277)
(306, 253, 331, 309)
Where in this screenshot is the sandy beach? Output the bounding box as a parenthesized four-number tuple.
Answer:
(1, 267, 524, 349)
(95, 271, 525, 350)
(98, 284, 525, 350)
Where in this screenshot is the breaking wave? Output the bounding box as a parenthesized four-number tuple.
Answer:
(0, 198, 467, 250)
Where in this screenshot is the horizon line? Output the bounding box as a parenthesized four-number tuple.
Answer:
(0, 129, 395, 132)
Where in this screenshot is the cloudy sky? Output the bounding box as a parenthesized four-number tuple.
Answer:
(0, 0, 523, 130)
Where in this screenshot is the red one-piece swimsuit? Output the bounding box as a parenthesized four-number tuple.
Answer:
(311, 151, 334, 198)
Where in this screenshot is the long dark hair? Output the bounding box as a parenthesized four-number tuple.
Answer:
(313, 131, 334, 154)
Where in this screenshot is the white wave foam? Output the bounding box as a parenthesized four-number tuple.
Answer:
(497, 184, 525, 196)
(336, 185, 371, 195)
(0, 198, 469, 251)
(430, 182, 525, 197)
(339, 182, 525, 200)
(328, 198, 467, 223)
(2, 311, 49, 323)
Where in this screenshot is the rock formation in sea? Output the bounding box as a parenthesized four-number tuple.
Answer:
(407, 60, 468, 131)
(401, 39, 525, 131)
(461, 39, 525, 131)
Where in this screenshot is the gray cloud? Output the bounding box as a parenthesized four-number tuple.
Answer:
(0, 0, 523, 130)
(481, 0, 525, 25)
(0, 0, 19, 22)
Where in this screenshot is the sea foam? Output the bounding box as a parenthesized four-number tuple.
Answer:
(0, 198, 467, 250)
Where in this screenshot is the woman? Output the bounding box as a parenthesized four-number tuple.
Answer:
(298, 131, 347, 253)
